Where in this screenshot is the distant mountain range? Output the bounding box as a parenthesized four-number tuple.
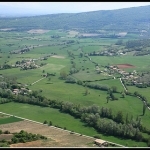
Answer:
(0, 5, 150, 32)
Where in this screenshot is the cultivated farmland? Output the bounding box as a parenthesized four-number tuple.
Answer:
(0, 27, 150, 147)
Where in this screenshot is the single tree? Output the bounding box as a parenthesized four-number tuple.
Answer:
(43, 120, 48, 124)
(106, 96, 110, 103)
(143, 103, 146, 116)
(60, 70, 67, 79)
(85, 87, 89, 95)
(115, 111, 124, 123)
(125, 113, 129, 124)
(121, 92, 125, 98)
(49, 121, 52, 126)
(111, 86, 117, 93)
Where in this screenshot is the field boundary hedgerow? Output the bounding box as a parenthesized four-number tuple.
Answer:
(0, 111, 125, 147)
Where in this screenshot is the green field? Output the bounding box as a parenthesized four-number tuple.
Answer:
(0, 102, 99, 136)
(0, 102, 147, 147)
(0, 29, 150, 147)
(0, 116, 23, 125)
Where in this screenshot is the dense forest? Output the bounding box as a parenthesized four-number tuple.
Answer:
(0, 5, 150, 31)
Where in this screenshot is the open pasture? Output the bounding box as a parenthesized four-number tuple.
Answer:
(92, 78, 124, 92)
(0, 29, 150, 147)
(0, 102, 98, 137)
(0, 116, 23, 125)
(0, 102, 148, 147)
(72, 71, 112, 81)
(126, 86, 150, 104)
(91, 55, 150, 72)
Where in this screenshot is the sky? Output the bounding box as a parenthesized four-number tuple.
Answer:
(1, 2, 150, 16)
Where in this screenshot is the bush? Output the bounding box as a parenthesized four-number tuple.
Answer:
(4, 130, 10, 134)
(1, 139, 7, 143)
(48, 121, 52, 126)
(43, 120, 48, 124)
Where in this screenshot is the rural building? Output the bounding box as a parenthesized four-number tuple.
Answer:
(94, 139, 108, 147)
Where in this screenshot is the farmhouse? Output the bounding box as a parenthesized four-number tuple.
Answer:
(94, 139, 108, 147)
(13, 89, 20, 95)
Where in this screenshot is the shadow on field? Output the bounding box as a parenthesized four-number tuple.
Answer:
(46, 83, 53, 84)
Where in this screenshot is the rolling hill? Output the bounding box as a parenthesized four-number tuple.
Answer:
(0, 5, 150, 32)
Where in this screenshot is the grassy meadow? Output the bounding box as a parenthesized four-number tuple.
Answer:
(0, 116, 23, 125)
(0, 29, 150, 147)
(0, 102, 147, 147)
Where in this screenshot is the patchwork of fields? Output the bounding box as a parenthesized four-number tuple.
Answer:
(0, 29, 150, 147)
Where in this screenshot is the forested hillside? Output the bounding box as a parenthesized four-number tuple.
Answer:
(0, 5, 150, 31)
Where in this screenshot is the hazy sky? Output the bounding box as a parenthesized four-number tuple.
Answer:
(1, 2, 150, 15)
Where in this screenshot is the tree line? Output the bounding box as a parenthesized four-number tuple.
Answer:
(0, 87, 150, 146)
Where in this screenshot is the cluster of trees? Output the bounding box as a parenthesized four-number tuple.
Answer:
(11, 130, 47, 144)
(66, 40, 75, 44)
(0, 129, 47, 146)
(65, 76, 76, 83)
(85, 83, 109, 91)
(69, 67, 79, 75)
(0, 86, 150, 145)
(0, 64, 12, 70)
(67, 50, 75, 59)
(123, 39, 150, 56)
(133, 50, 150, 56)
(10, 47, 30, 54)
(0, 75, 150, 145)
(51, 35, 60, 38)
(125, 39, 150, 49)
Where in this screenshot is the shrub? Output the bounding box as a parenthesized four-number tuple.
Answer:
(4, 130, 10, 134)
(43, 120, 48, 124)
(48, 121, 52, 126)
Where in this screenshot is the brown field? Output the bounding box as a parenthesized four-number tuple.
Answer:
(0, 120, 97, 147)
(27, 29, 50, 34)
(51, 55, 65, 59)
(116, 64, 135, 69)
(0, 134, 13, 141)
